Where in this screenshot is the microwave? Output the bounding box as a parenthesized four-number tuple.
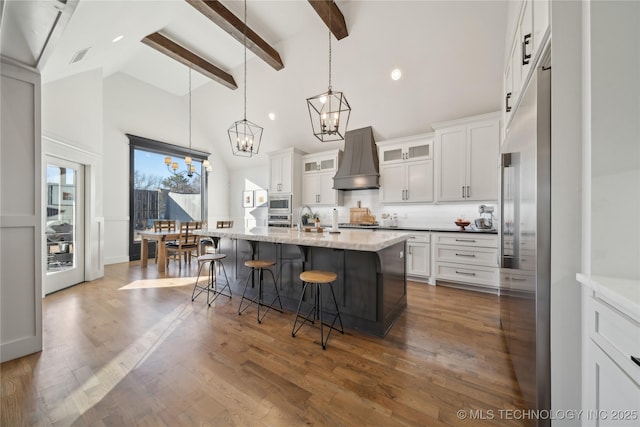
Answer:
(268, 195, 292, 214)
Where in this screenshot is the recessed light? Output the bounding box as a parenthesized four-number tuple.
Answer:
(112, 35, 124, 43)
(268, 112, 276, 121)
(391, 68, 402, 81)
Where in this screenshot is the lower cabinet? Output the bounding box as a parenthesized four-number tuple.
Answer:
(434, 233, 499, 291)
(583, 289, 640, 426)
(406, 232, 430, 281)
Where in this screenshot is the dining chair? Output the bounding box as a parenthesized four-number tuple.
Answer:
(166, 221, 201, 272)
(153, 220, 176, 262)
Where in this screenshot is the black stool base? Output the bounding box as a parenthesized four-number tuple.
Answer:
(292, 281, 344, 350)
(192, 258, 232, 306)
(238, 267, 283, 323)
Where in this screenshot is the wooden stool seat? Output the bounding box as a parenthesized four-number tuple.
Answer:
(244, 259, 275, 269)
(300, 270, 337, 284)
(198, 253, 227, 262)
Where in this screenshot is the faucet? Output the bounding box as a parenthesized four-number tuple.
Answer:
(297, 205, 314, 228)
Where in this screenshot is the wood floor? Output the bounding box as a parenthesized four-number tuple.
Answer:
(1, 261, 527, 426)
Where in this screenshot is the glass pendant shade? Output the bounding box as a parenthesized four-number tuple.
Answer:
(307, 89, 351, 142)
(228, 118, 263, 157)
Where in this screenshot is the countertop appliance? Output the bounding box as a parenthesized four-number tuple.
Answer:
(474, 204, 494, 229)
(500, 49, 551, 425)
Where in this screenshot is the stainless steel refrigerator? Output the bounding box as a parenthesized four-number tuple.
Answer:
(500, 49, 551, 426)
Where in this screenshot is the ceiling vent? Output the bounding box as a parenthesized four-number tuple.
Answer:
(70, 47, 90, 64)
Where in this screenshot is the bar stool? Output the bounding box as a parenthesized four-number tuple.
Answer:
(237, 260, 283, 323)
(292, 270, 344, 350)
(192, 254, 231, 305)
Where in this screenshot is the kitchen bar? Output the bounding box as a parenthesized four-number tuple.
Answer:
(196, 226, 410, 337)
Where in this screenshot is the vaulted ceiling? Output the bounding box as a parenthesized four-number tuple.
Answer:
(1, 0, 508, 169)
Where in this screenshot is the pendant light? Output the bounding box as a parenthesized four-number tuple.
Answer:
(164, 66, 212, 176)
(228, 0, 263, 157)
(306, 0, 351, 142)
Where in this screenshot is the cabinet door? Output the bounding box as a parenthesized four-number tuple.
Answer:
(303, 160, 319, 174)
(519, 0, 533, 81)
(532, 0, 549, 60)
(406, 142, 431, 160)
(380, 146, 404, 164)
(407, 241, 430, 277)
(279, 152, 293, 193)
(319, 157, 336, 172)
(380, 163, 405, 203)
(510, 34, 522, 112)
(436, 127, 466, 201)
(586, 342, 640, 427)
(317, 172, 336, 205)
(406, 159, 433, 202)
(302, 174, 318, 205)
(270, 155, 283, 192)
(467, 121, 499, 201)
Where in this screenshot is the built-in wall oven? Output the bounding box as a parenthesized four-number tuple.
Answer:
(267, 194, 292, 227)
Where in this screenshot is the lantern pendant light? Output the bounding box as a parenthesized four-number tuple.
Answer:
(306, 0, 350, 142)
(228, 0, 263, 157)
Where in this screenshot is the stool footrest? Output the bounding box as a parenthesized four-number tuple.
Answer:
(192, 257, 232, 306)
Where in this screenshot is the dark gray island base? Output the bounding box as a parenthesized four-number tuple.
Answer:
(206, 233, 407, 338)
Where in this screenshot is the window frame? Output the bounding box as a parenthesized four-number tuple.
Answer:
(127, 133, 210, 260)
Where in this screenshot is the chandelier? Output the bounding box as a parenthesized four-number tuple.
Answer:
(228, 0, 263, 157)
(306, 1, 350, 142)
(164, 66, 212, 176)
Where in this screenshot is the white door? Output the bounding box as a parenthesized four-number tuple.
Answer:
(302, 174, 317, 205)
(380, 163, 405, 203)
(436, 127, 466, 201)
(318, 172, 335, 205)
(44, 159, 85, 294)
(406, 160, 433, 202)
(467, 122, 499, 201)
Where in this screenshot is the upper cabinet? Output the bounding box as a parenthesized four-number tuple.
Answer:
(433, 112, 501, 202)
(504, 0, 550, 130)
(301, 149, 343, 206)
(377, 134, 434, 204)
(269, 147, 304, 194)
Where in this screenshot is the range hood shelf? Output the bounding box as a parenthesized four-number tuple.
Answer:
(333, 126, 380, 190)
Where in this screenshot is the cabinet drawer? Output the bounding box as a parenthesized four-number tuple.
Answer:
(434, 233, 497, 248)
(435, 245, 498, 267)
(435, 262, 498, 288)
(407, 232, 430, 243)
(587, 296, 640, 380)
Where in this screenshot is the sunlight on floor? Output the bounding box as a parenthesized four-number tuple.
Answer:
(61, 303, 193, 424)
(119, 277, 197, 290)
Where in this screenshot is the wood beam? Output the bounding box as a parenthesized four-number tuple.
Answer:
(141, 32, 237, 90)
(308, 0, 348, 40)
(185, 0, 284, 71)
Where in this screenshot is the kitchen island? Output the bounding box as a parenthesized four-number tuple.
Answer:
(196, 227, 410, 337)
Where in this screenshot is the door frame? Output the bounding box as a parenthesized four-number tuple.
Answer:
(42, 134, 103, 296)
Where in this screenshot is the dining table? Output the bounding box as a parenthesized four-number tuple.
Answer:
(137, 230, 181, 273)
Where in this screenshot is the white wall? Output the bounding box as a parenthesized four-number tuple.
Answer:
(229, 165, 269, 228)
(42, 68, 104, 280)
(102, 72, 229, 264)
(550, 1, 584, 423)
(588, 1, 640, 280)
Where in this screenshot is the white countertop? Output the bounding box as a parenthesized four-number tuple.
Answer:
(196, 226, 410, 252)
(577, 273, 640, 323)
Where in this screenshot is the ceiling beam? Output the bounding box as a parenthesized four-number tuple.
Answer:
(185, 0, 284, 71)
(308, 0, 348, 40)
(141, 32, 237, 90)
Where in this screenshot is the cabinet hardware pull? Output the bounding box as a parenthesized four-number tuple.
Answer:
(409, 236, 416, 239)
(455, 239, 476, 242)
(455, 271, 476, 276)
(522, 33, 532, 65)
(462, 186, 465, 198)
(466, 186, 470, 198)
(455, 253, 476, 257)
(511, 277, 526, 281)
(632, 356, 640, 368)
(506, 92, 512, 112)
(405, 189, 409, 200)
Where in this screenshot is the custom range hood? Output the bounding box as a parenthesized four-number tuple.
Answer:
(333, 126, 380, 190)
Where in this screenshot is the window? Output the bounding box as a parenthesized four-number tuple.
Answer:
(127, 134, 209, 260)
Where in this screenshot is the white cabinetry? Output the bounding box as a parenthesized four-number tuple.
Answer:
(302, 149, 343, 206)
(406, 232, 430, 281)
(377, 134, 433, 204)
(504, 0, 550, 129)
(433, 113, 500, 202)
(434, 233, 499, 291)
(579, 275, 640, 427)
(269, 147, 304, 195)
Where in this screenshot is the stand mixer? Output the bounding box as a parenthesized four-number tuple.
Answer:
(475, 205, 495, 229)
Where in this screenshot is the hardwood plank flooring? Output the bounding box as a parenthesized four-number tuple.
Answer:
(1, 261, 527, 426)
